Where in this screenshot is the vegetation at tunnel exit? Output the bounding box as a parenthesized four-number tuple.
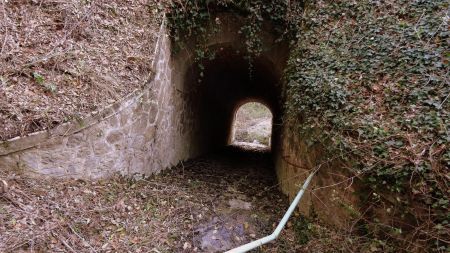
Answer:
(233, 102, 272, 146)
(166, 0, 449, 251)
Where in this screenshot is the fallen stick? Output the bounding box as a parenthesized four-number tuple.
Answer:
(52, 231, 77, 253)
(1, 179, 8, 194)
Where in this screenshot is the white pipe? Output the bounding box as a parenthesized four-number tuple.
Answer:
(225, 170, 316, 253)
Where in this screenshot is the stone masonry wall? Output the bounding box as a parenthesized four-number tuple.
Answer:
(275, 123, 360, 228)
(0, 20, 195, 179)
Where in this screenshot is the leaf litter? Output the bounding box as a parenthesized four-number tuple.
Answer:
(0, 146, 349, 252)
(0, 0, 165, 141)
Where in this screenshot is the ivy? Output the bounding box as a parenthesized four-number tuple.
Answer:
(166, 0, 302, 65)
(167, 0, 449, 250)
(285, 0, 449, 250)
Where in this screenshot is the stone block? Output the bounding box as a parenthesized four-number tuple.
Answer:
(131, 118, 148, 135)
(106, 130, 124, 144)
(109, 115, 120, 128)
(97, 157, 116, 172)
(20, 152, 40, 171)
(67, 133, 85, 148)
(148, 104, 158, 124)
(92, 140, 110, 156)
(0, 154, 21, 171)
(129, 156, 145, 174)
(120, 112, 130, 127)
(77, 145, 92, 158)
(144, 126, 156, 142)
(84, 156, 98, 171)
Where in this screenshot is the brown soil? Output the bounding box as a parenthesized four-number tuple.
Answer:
(0, 0, 164, 141)
(0, 146, 346, 252)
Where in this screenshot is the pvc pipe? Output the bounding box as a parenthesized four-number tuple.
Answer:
(225, 170, 316, 253)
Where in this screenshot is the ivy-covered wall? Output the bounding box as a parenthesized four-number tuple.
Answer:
(284, 0, 448, 251)
(275, 123, 361, 229)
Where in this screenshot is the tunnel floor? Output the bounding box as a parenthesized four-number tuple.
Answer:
(0, 146, 318, 252)
(172, 145, 289, 252)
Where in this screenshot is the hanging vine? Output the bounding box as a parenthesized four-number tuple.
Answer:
(165, 0, 303, 79)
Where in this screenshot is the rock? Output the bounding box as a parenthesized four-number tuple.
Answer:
(183, 242, 191, 249)
(228, 199, 252, 210)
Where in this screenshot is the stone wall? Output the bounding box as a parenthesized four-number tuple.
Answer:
(274, 122, 360, 227)
(0, 20, 197, 179)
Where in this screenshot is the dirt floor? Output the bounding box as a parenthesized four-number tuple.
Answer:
(0, 145, 350, 253)
(0, 0, 164, 141)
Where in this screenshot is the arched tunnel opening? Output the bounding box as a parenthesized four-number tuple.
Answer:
(182, 45, 284, 160)
(230, 101, 273, 147)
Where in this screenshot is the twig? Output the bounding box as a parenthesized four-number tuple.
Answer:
(438, 92, 449, 109)
(0, 179, 8, 193)
(6, 225, 58, 251)
(52, 231, 77, 253)
(309, 189, 329, 210)
(414, 10, 426, 41)
(0, 27, 7, 56)
(69, 224, 98, 253)
(311, 175, 356, 191)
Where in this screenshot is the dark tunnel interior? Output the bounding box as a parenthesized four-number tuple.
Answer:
(183, 45, 283, 154)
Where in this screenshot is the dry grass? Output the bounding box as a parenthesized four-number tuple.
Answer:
(0, 0, 164, 141)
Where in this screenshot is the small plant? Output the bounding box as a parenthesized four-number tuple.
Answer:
(43, 83, 57, 93)
(32, 72, 57, 93)
(0, 76, 6, 87)
(293, 215, 313, 245)
(32, 72, 45, 84)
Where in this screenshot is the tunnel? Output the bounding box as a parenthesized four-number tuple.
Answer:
(164, 36, 293, 251)
(180, 45, 285, 157)
(164, 15, 360, 232)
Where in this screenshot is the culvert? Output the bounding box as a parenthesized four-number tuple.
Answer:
(179, 46, 285, 154)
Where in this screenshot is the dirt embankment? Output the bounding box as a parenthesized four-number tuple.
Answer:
(0, 0, 164, 141)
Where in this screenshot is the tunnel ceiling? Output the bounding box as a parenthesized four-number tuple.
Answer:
(201, 46, 282, 113)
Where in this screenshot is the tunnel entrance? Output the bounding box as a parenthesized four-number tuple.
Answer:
(230, 102, 273, 148)
(164, 20, 294, 250)
(180, 45, 285, 156)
